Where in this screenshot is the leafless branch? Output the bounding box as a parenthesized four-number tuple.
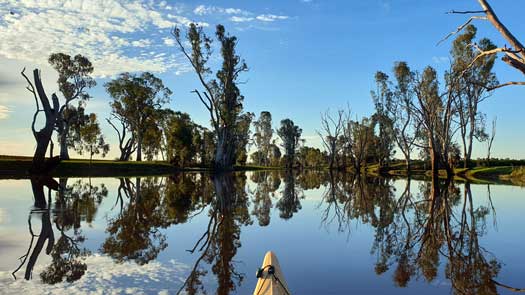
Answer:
(437, 16, 487, 45)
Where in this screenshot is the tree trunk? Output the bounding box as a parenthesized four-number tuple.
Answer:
(405, 155, 411, 176)
(136, 133, 142, 161)
(214, 128, 235, 170)
(24, 69, 61, 174)
(58, 119, 70, 160)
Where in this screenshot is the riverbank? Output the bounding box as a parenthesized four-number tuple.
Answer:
(1, 155, 524, 185)
(0, 156, 286, 179)
(367, 161, 523, 185)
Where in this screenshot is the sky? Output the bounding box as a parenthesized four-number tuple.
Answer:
(0, 0, 524, 160)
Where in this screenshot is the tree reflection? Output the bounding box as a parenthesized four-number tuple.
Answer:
(317, 173, 517, 293)
(102, 177, 169, 265)
(320, 173, 395, 234)
(276, 170, 304, 220)
(12, 177, 56, 280)
(13, 177, 107, 284)
(366, 178, 501, 293)
(250, 171, 280, 226)
(177, 173, 252, 295)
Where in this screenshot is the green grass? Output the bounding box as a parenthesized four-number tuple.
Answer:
(505, 166, 525, 186)
(0, 155, 289, 178)
(465, 166, 513, 179)
(1, 155, 523, 185)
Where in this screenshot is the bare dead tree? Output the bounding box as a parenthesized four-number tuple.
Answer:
(486, 117, 496, 164)
(444, 0, 525, 90)
(21, 68, 61, 174)
(106, 114, 136, 161)
(317, 109, 347, 170)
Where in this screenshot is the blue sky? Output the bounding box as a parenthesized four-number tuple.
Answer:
(0, 0, 524, 159)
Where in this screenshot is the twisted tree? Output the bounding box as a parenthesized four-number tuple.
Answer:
(21, 68, 60, 174)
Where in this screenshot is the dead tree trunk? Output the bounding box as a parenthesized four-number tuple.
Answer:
(22, 68, 61, 174)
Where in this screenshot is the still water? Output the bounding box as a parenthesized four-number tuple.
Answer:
(0, 171, 524, 294)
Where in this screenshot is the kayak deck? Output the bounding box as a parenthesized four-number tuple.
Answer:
(253, 251, 291, 295)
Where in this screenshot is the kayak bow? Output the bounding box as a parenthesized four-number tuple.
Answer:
(253, 251, 291, 295)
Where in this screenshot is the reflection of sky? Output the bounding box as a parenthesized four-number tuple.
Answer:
(0, 254, 188, 294)
(0, 176, 525, 294)
(0, 207, 7, 224)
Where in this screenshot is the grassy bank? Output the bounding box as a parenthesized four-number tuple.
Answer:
(1, 155, 523, 185)
(0, 156, 206, 178)
(368, 161, 518, 184)
(0, 155, 288, 179)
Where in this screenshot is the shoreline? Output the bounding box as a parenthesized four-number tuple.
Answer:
(0, 156, 523, 185)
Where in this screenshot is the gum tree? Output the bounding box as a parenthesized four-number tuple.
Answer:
(48, 53, 96, 160)
(173, 24, 248, 170)
(105, 72, 171, 161)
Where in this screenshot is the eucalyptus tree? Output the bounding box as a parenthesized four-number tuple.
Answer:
(173, 24, 248, 170)
(371, 72, 396, 169)
(106, 113, 136, 161)
(235, 112, 255, 165)
(412, 66, 456, 178)
(317, 109, 346, 170)
(105, 72, 172, 161)
(166, 111, 197, 167)
(449, 25, 497, 168)
(277, 118, 303, 169)
(486, 117, 496, 164)
(345, 117, 375, 172)
(269, 143, 282, 166)
(71, 113, 109, 164)
(253, 111, 274, 165)
(446, 0, 525, 90)
(388, 62, 419, 173)
(48, 53, 96, 160)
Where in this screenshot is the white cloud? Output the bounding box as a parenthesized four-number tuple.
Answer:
(163, 37, 175, 46)
(0, 0, 205, 77)
(230, 16, 255, 23)
(130, 39, 152, 48)
(193, 5, 249, 16)
(0, 105, 11, 119)
(192, 5, 289, 24)
(256, 14, 289, 22)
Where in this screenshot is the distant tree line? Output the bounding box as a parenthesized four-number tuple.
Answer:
(317, 24, 499, 178)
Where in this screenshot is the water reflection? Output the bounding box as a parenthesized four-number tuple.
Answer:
(319, 175, 502, 294)
(13, 177, 106, 283)
(6, 172, 522, 294)
(177, 173, 251, 295)
(102, 177, 169, 265)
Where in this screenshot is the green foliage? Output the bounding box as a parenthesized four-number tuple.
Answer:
(277, 119, 303, 168)
(105, 72, 171, 161)
(297, 146, 326, 168)
(48, 52, 96, 159)
(371, 71, 396, 168)
(71, 113, 109, 161)
(48, 53, 95, 102)
(253, 111, 274, 165)
(165, 112, 197, 167)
